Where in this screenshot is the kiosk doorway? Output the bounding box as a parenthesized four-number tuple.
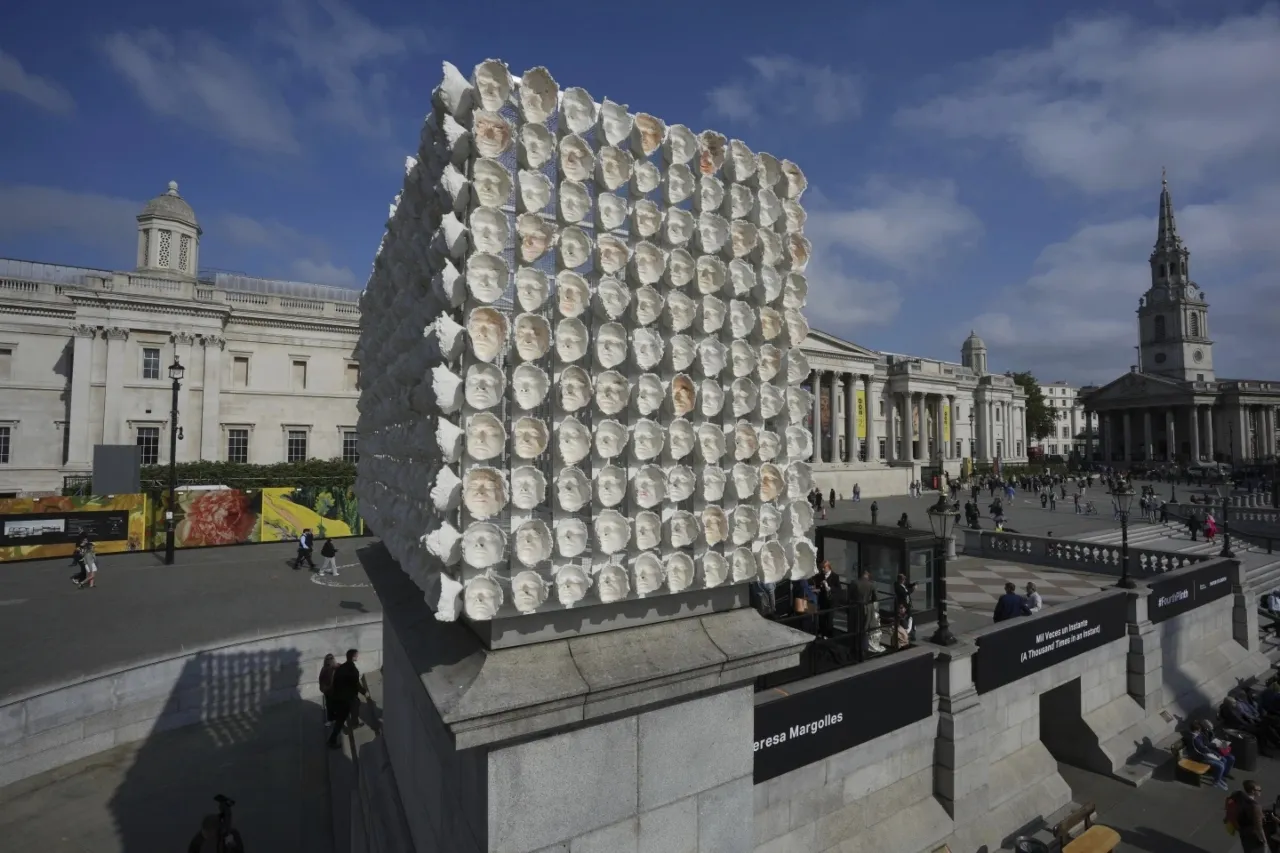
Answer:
(1039, 678, 1109, 775)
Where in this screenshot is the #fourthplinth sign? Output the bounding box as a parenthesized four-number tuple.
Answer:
(355, 59, 815, 633)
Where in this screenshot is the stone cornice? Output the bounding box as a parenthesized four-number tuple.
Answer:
(200, 334, 226, 350)
(103, 326, 129, 340)
(0, 303, 75, 320)
(226, 315, 360, 335)
(66, 290, 230, 320)
(71, 323, 97, 338)
(172, 330, 198, 345)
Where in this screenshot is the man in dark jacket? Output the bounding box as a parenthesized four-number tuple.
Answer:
(1236, 780, 1268, 851)
(294, 528, 317, 571)
(993, 582, 1031, 623)
(327, 648, 369, 749)
(812, 561, 842, 639)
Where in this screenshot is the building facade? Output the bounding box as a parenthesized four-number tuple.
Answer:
(1031, 381, 1094, 459)
(1080, 175, 1280, 466)
(0, 182, 361, 495)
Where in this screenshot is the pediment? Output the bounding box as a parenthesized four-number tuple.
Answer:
(801, 328, 880, 360)
(1082, 371, 1187, 407)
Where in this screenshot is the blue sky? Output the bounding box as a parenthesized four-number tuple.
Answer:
(2, 0, 1278, 384)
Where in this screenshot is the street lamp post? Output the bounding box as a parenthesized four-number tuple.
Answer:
(968, 410, 975, 468)
(164, 357, 185, 565)
(1111, 483, 1136, 588)
(1217, 432, 1235, 559)
(926, 493, 958, 645)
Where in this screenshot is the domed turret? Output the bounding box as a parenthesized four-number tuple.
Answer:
(136, 181, 201, 277)
(961, 330, 988, 375)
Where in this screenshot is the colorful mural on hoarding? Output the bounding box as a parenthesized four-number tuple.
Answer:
(260, 487, 362, 541)
(0, 494, 147, 561)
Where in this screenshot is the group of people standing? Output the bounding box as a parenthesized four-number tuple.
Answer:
(293, 528, 342, 575)
(317, 648, 371, 750)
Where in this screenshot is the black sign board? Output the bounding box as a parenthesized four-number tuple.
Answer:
(753, 651, 934, 784)
(1147, 561, 1233, 623)
(0, 511, 130, 546)
(972, 594, 1128, 694)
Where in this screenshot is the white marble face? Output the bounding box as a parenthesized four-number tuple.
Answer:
(513, 313, 551, 361)
(599, 99, 632, 146)
(696, 175, 725, 213)
(733, 463, 760, 502)
(463, 467, 507, 519)
(471, 158, 513, 209)
(729, 300, 755, 339)
(633, 553, 664, 597)
(560, 87, 596, 133)
(511, 570, 549, 614)
(664, 162, 694, 204)
(731, 378, 758, 418)
(559, 226, 591, 270)
(725, 183, 753, 222)
(517, 169, 552, 213)
(671, 374, 696, 416)
(556, 466, 590, 512)
(468, 308, 508, 362)
(634, 511, 661, 551)
(595, 464, 626, 508)
(595, 277, 629, 321)
(555, 517, 589, 558)
(514, 520, 552, 568)
(595, 371, 630, 416)
(697, 422, 726, 463)
(511, 364, 549, 410)
(759, 307, 783, 342)
(669, 418, 695, 460)
(596, 192, 627, 231)
(756, 229, 782, 268)
(464, 575, 503, 621)
(597, 146, 632, 191)
(702, 297, 726, 335)
(559, 365, 591, 412)
(632, 112, 665, 156)
(633, 160, 661, 195)
(785, 309, 810, 345)
(697, 213, 729, 254)
(512, 416, 549, 459)
(731, 547, 755, 582)
(755, 151, 782, 188)
(786, 462, 813, 498)
(632, 420, 664, 461)
(632, 199, 661, 239)
(465, 251, 509, 303)
(698, 130, 727, 175)
(758, 345, 781, 382)
(786, 387, 812, 424)
(759, 384, 784, 420)
(702, 506, 728, 546)
(636, 373, 663, 416)
(758, 503, 781, 538)
(557, 272, 589, 319)
(783, 273, 808, 310)
(782, 199, 806, 233)
(473, 111, 513, 158)
(558, 180, 590, 224)
(665, 123, 696, 165)
(587, 321, 622, 369)
(633, 463, 665, 507)
(669, 335, 695, 372)
(465, 363, 506, 410)
(594, 509, 630, 554)
(597, 563, 630, 603)
(789, 499, 814, 534)
(518, 66, 557, 122)
(791, 539, 817, 582)
(699, 340, 726, 379)
(517, 213, 555, 263)
(728, 259, 755, 297)
(555, 318, 588, 363)
(430, 465, 461, 511)
(785, 426, 813, 462)
(559, 134, 594, 183)
(701, 380, 724, 417)
(515, 267, 549, 312)
(437, 419, 464, 462)
(730, 340, 756, 378)
(519, 123, 555, 170)
(465, 412, 505, 460)
(695, 255, 725, 295)
(662, 207, 694, 247)
(667, 466, 696, 503)
(734, 421, 758, 462)
(757, 429, 780, 462)
(703, 466, 727, 502)
(553, 565, 590, 607)
(702, 552, 729, 588)
(787, 234, 812, 273)
(666, 554, 694, 593)
(759, 463, 784, 502)
(594, 419, 627, 459)
(667, 248, 694, 288)
(758, 540, 788, 583)
(633, 327, 664, 371)
(510, 465, 547, 510)
(666, 291, 696, 332)
(632, 242, 665, 286)
(785, 347, 810, 384)
(730, 221, 757, 259)
(472, 59, 511, 110)
(755, 188, 781, 227)
(597, 234, 629, 275)
(780, 159, 807, 199)
(758, 266, 782, 303)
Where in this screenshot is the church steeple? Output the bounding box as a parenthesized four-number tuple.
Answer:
(1148, 168, 1191, 293)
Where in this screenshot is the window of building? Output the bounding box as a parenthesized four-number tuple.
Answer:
(0, 426, 9, 464)
(142, 347, 161, 380)
(1190, 312, 1201, 337)
(1154, 315, 1166, 341)
(137, 427, 160, 465)
(969, 438, 975, 457)
(838, 437, 846, 458)
(178, 234, 190, 272)
(995, 407, 1001, 422)
(227, 429, 249, 464)
(1016, 441, 1022, 457)
(158, 230, 172, 268)
(232, 356, 249, 388)
(878, 401, 884, 416)
(877, 438, 886, 461)
(1197, 374, 1205, 382)
(287, 430, 308, 462)
(345, 363, 360, 392)
(292, 360, 308, 391)
(0, 347, 11, 381)
(1062, 427, 1070, 438)
(1049, 444, 1058, 455)
(142, 231, 150, 266)
(996, 440, 1004, 458)
(341, 430, 360, 463)
(954, 440, 962, 458)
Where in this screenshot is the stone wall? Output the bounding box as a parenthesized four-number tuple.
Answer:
(812, 465, 914, 500)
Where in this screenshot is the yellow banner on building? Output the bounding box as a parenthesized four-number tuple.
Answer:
(855, 390, 866, 439)
(943, 404, 951, 444)
(0, 494, 146, 562)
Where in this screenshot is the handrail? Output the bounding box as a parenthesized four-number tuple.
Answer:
(752, 595, 909, 690)
(1162, 501, 1278, 556)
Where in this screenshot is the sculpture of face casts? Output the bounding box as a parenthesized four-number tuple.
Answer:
(632, 242, 665, 286)
(430, 465, 462, 512)
(664, 123, 696, 164)
(512, 416, 549, 460)
(468, 308, 508, 363)
(702, 297, 726, 335)
(472, 111, 513, 159)
(632, 511, 661, 551)
(701, 380, 724, 417)
(758, 503, 781, 538)
(759, 463, 784, 502)
(595, 322, 627, 369)
(791, 539, 817, 582)
(697, 213, 729, 254)
(731, 547, 755, 582)
(465, 252, 509, 306)
(558, 418, 590, 465)
(472, 59, 511, 111)
(632, 199, 661, 239)
(514, 520, 553, 568)
(632, 160, 661, 195)
(758, 345, 781, 382)
(597, 234, 629, 275)
(734, 421, 758, 462)
(599, 99, 632, 146)
(513, 314, 551, 361)
(518, 65, 557, 122)
(432, 365, 463, 414)
(465, 363, 506, 410)
(515, 267, 549, 312)
(729, 300, 756, 339)
(630, 552, 663, 597)
(633, 464, 665, 507)
(554, 564, 590, 607)
(702, 552, 729, 588)
(785, 347, 810, 384)
(471, 159, 513, 209)
(785, 309, 810, 346)
(664, 208, 695, 248)
(629, 285, 661, 327)
(732, 505, 759, 546)
(559, 365, 591, 412)
(636, 373, 663, 416)
(557, 271, 589, 319)
(725, 138, 755, 181)
(755, 188, 781, 227)
(696, 175, 725, 214)
(558, 226, 591, 270)
(594, 419, 627, 459)
(517, 169, 552, 213)
(664, 373, 693, 417)
(558, 180, 590, 224)
(702, 506, 728, 546)
(689, 425, 724, 466)
(697, 130, 727, 175)
(695, 255, 725, 295)
(703, 466, 726, 501)
(728, 259, 755, 297)
(595, 371, 630, 416)
(596, 192, 627, 232)
(759, 307, 783, 342)
(782, 273, 808, 312)
(597, 562, 630, 603)
(730, 340, 756, 378)
(667, 248, 694, 288)
(664, 162, 694, 205)
(462, 522, 506, 569)
(463, 467, 507, 520)
(732, 378, 758, 418)
(726, 183, 754, 220)
(560, 87, 596, 134)
(511, 570, 549, 614)
(596, 146, 632, 192)
(595, 277, 629, 321)
(594, 509, 629, 555)
(786, 387, 812, 425)
(733, 463, 760, 502)
(789, 499, 814, 535)
(555, 318, 588, 363)
(464, 575, 503, 621)
(511, 465, 546, 510)
(632, 112, 665, 156)
(667, 466, 696, 503)
(665, 554, 694, 593)
(632, 419, 664, 461)
(755, 151, 782, 189)
(465, 412, 505, 460)
(669, 418, 695, 461)
(666, 291, 695, 333)
(758, 266, 782, 303)
(785, 426, 813, 460)
(729, 220, 757, 259)
(511, 363, 549, 410)
(517, 213, 555, 263)
(596, 464, 626, 508)
(519, 123, 554, 170)
(787, 234, 812, 273)
(437, 419, 464, 462)
(559, 133, 594, 183)
(556, 518, 589, 558)
(759, 384, 784, 420)
(669, 335, 695, 372)
(782, 200, 806, 233)
(757, 430, 780, 462)
(786, 462, 813, 498)
(556, 466, 590, 512)
(758, 540, 788, 584)
(756, 229, 783, 268)
(780, 159, 807, 199)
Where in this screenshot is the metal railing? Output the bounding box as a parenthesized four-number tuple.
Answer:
(1162, 501, 1279, 556)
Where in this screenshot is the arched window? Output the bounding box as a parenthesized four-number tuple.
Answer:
(1190, 312, 1201, 337)
(1159, 263, 1167, 278)
(1180, 261, 1187, 276)
(1153, 315, 1166, 341)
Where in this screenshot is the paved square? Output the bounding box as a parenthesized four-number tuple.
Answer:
(945, 558, 1111, 610)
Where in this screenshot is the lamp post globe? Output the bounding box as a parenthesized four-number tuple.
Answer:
(1215, 480, 1234, 559)
(1111, 483, 1136, 588)
(926, 494, 957, 646)
(164, 358, 185, 566)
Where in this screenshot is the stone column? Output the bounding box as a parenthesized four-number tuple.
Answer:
(827, 371, 840, 463)
(987, 400, 995, 460)
(935, 643, 990, 846)
(66, 324, 97, 468)
(199, 335, 225, 461)
(844, 373, 856, 463)
(1142, 410, 1153, 463)
(864, 375, 877, 464)
(900, 393, 912, 463)
(1190, 405, 1201, 461)
(810, 371, 822, 463)
(1121, 410, 1132, 464)
(1267, 406, 1276, 457)
(913, 393, 925, 461)
(102, 327, 129, 445)
(172, 332, 195, 462)
(1164, 409, 1176, 461)
(1205, 407, 1215, 463)
(947, 395, 956, 459)
(1125, 591, 1162, 712)
(1101, 412, 1112, 463)
(1085, 410, 1095, 464)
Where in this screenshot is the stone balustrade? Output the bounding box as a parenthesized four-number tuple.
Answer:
(962, 529, 1213, 577)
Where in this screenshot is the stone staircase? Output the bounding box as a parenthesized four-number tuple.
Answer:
(1076, 523, 1280, 595)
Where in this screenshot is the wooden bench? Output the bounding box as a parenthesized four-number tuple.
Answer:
(1169, 740, 1213, 786)
(1054, 803, 1120, 853)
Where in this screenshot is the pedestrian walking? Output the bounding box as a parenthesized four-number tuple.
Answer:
(870, 500, 879, 525)
(852, 483, 861, 502)
(69, 533, 90, 585)
(75, 541, 98, 589)
(318, 653, 337, 722)
(327, 648, 370, 749)
(294, 528, 317, 571)
(319, 537, 340, 575)
(828, 489, 836, 512)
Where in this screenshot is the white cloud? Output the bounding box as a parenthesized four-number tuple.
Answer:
(0, 184, 137, 253)
(896, 11, 1280, 193)
(707, 55, 862, 126)
(0, 49, 75, 115)
(291, 258, 358, 287)
(215, 213, 356, 287)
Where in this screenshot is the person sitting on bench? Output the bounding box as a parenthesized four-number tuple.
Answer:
(1188, 720, 1235, 790)
(1222, 697, 1280, 754)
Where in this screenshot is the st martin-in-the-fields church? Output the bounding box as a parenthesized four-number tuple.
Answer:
(1080, 174, 1279, 466)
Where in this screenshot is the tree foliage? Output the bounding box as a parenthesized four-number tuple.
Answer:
(1009, 372, 1055, 441)
(140, 459, 357, 492)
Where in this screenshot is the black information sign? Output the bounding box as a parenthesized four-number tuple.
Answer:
(0, 511, 130, 546)
(1147, 561, 1233, 624)
(973, 593, 1128, 694)
(753, 651, 934, 784)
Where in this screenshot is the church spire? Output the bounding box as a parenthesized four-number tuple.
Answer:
(1154, 167, 1180, 252)
(1148, 169, 1190, 290)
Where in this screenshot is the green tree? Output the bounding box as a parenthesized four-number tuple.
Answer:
(1010, 372, 1055, 441)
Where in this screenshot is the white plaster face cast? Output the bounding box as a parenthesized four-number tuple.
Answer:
(514, 520, 552, 568)
(729, 300, 755, 339)
(664, 162, 694, 205)
(465, 363, 506, 410)
(556, 466, 590, 513)
(755, 151, 782, 189)
(511, 570, 549, 614)
(518, 66, 557, 122)
(667, 248, 694, 288)
(594, 509, 630, 555)
(730, 340, 756, 378)
(560, 87, 596, 134)
(786, 347, 810, 385)
(596, 193, 627, 231)
(557, 272, 589, 319)
(599, 99, 632, 146)
(519, 123, 554, 170)
(596, 146, 632, 192)
(703, 467, 726, 502)
(471, 158, 513, 209)
(782, 200, 806, 234)
(664, 208, 694, 248)
(595, 464, 626, 508)
(553, 565, 590, 608)
(759, 384, 784, 420)
(472, 111, 513, 159)
(559, 365, 591, 412)
(702, 506, 728, 546)
(634, 512, 661, 551)
(511, 363, 549, 410)
(730, 221, 757, 260)
(758, 503, 781, 538)
(559, 134, 594, 183)
(632, 419, 664, 462)
(464, 575, 503, 621)
(423, 521, 461, 565)
(596, 277, 630, 320)
(786, 462, 813, 498)
(632, 199, 661, 239)
(734, 421, 758, 462)
(759, 307, 783, 342)
(786, 387, 812, 424)
(759, 266, 782, 303)
(594, 419, 627, 460)
(755, 188, 781, 227)
(789, 499, 814, 534)
(785, 309, 810, 346)
(696, 255, 725, 295)
(555, 518, 589, 558)
(555, 318, 588, 363)
(702, 552, 729, 588)
(514, 313, 551, 361)
(699, 341, 726, 380)
(589, 322, 623, 369)
(783, 273, 808, 310)
(431, 465, 462, 512)
(780, 159, 807, 199)
(698, 423, 726, 463)
(731, 378, 758, 418)
(787, 234, 812, 273)
(733, 463, 760, 502)
(758, 345, 781, 382)
(470, 208, 510, 255)
(595, 371, 630, 416)
(636, 374, 663, 416)
(465, 412, 505, 460)
(632, 112, 665, 156)
(633, 327, 664, 371)
(786, 426, 813, 461)
(732, 505, 758, 546)
(597, 234, 629, 275)
(510, 465, 546, 510)
(696, 175, 725, 213)
(597, 563, 630, 603)
(633, 464, 665, 508)
(791, 539, 817, 582)
(558, 180, 590, 224)
(512, 416, 549, 460)
(435, 573, 463, 623)
(632, 553, 664, 597)
(698, 130, 727, 176)
(437, 419, 464, 462)
(756, 229, 782, 268)
(759, 463, 784, 502)
(667, 375, 694, 418)
(472, 59, 511, 111)
(517, 213, 555, 263)
(701, 380, 724, 417)
(757, 430, 780, 462)
(665, 123, 696, 165)
(670, 335, 695, 372)
(731, 548, 756, 583)
(558, 226, 591, 270)
(726, 182, 754, 222)
(468, 308, 508, 363)
(728, 259, 755, 297)
(702, 297, 726, 335)
(632, 242, 665, 286)
(696, 213, 729, 254)
(463, 467, 507, 520)
(632, 160, 661, 195)
(666, 554, 694, 593)
(515, 267, 549, 312)
(667, 466, 696, 503)
(669, 418, 695, 461)
(758, 540, 788, 584)
(666, 291, 695, 332)
(432, 365, 463, 414)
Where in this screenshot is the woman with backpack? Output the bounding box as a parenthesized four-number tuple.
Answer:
(319, 537, 339, 576)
